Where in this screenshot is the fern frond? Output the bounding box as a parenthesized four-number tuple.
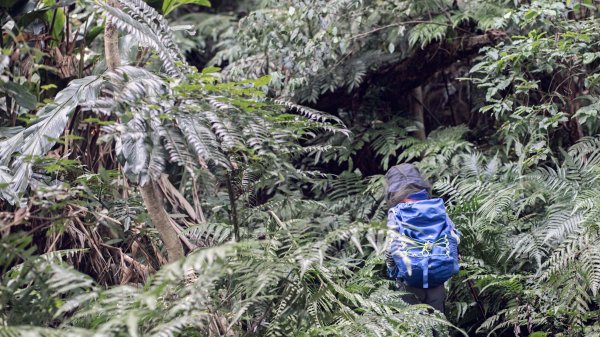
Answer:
(176, 114, 230, 169)
(155, 123, 198, 172)
(0, 75, 104, 201)
(96, 0, 186, 76)
(275, 100, 347, 129)
(543, 210, 584, 244)
(183, 222, 233, 247)
(409, 15, 449, 48)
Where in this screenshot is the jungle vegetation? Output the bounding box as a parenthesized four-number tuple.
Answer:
(1, 0, 600, 336)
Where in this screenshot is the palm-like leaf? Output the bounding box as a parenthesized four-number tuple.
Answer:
(0, 76, 103, 203)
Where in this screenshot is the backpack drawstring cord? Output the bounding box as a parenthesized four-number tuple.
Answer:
(396, 236, 449, 257)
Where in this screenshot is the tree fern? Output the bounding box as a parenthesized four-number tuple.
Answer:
(96, 0, 187, 76)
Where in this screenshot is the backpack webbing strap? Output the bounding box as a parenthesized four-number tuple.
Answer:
(421, 257, 429, 288)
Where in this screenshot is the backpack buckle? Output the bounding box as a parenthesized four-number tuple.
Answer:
(422, 241, 433, 256)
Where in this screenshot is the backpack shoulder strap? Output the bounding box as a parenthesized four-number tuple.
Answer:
(388, 205, 411, 232)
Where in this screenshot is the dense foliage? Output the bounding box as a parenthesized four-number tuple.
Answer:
(1, 0, 600, 336)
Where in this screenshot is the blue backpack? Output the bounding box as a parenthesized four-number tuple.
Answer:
(387, 197, 460, 288)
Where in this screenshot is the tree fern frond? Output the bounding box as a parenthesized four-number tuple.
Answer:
(0, 327, 94, 337)
(0, 75, 103, 201)
(96, 0, 186, 76)
(409, 15, 449, 48)
(328, 172, 368, 201)
(0, 166, 16, 202)
(148, 132, 167, 181)
(580, 246, 600, 296)
(275, 100, 347, 129)
(504, 231, 546, 272)
(543, 210, 584, 244)
(0, 133, 23, 166)
(541, 233, 589, 281)
(155, 123, 198, 172)
(182, 222, 233, 247)
(115, 113, 150, 185)
(568, 136, 600, 167)
(202, 110, 242, 151)
(176, 115, 229, 169)
(108, 66, 168, 104)
(47, 264, 95, 297)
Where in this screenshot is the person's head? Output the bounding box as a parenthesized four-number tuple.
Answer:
(384, 163, 431, 209)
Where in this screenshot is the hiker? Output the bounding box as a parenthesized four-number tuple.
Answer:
(384, 164, 460, 316)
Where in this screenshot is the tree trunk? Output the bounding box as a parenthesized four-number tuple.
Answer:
(104, 1, 120, 71)
(103, 1, 184, 263)
(411, 86, 427, 141)
(140, 182, 184, 262)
